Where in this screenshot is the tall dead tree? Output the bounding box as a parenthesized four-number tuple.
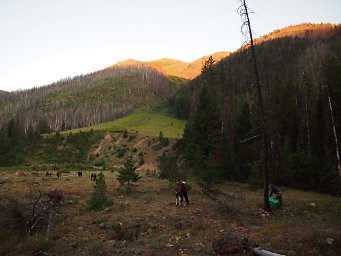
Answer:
(298, 71, 311, 153)
(326, 80, 341, 196)
(238, 0, 271, 211)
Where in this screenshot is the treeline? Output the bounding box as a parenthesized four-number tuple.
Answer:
(0, 64, 175, 133)
(0, 117, 102, 166)
(169, 24, 341, 194)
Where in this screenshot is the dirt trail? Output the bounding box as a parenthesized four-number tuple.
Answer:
(134, 137, 149, 148)
(94, 133, 112, 155)
(114, 137, 123, 145)
(138, 162, 157, 171)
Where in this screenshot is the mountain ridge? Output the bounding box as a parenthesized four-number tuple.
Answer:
(1, 23, 339, 134)
(113, 51, 231, 80)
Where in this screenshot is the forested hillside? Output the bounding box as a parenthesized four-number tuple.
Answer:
(170, 23, 341, 194)
(0, 65, 175, 133)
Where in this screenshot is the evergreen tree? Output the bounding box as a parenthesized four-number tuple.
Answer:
(170, 86, 191, 119)
(117, 156, 141, 187)
(36, 119, 50, 135)
(201, 56, 216, 83)
(232, 97, 254, 181)
(88, 172, 112, 211)
(6, 118, 21, 143)
(0, 128, 10, 155)
(181, 84, 223, 183)
(158, 153, 177, 181)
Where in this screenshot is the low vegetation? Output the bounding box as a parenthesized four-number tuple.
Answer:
(62, 107, 186, 138)
(0, 171, 340, 255)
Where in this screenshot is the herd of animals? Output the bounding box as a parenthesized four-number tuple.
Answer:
(15, 170, 189, 206)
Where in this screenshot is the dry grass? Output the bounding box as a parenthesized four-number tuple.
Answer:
(0, 171, 340, 256)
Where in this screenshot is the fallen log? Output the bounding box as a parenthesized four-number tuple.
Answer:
(213, 235, 285, 256)
(252, 247, 284, 256)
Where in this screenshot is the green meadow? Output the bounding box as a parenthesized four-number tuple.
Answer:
(62, 108, 186, 138)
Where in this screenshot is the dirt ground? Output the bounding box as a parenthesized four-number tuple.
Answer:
(0, 170, 340, 256)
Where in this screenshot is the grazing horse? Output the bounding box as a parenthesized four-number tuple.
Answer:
(46, 171, 52, 177)
(56, 171, 62, 179)
(90, 173, 97, 181)
(77, 171, 82, 178)
(175, 181, 189, 206)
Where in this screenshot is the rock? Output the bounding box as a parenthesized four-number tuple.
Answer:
(93, 218, 104, 225)
(15, 243, 24, 252)
(174, 221, 183, 230)
(309, 202, 316, 207)
(99, 222, 107, 229)
(78, 227, 84, 231)
(250, 226, 260, 230)
(32, 251, 49, 256)
(107, 240, 116, 245)
(287, 250, 296, 256)
(148, 221, 156, 232)
(194, 208, 204, 214)
(103, 207, 111, 212)
(212, 234, 243, 255)
(326, 237, 334, 245)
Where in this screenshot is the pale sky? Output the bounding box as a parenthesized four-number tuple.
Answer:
(0, 0, 340, 92)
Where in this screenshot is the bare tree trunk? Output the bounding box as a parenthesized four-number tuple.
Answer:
(239, 0, 271, 211)
(303, 76, 311, 153)
(326, 82, 341, 196)
(299, 72, 311, 153)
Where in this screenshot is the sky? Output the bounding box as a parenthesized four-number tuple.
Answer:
(0, 0, 340, 92)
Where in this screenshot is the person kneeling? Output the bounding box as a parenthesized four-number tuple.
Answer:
(269, 184, 283, 206)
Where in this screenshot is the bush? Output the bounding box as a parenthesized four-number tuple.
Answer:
(138, 151, 145, 165)
(128, 135, 136, 142)
(123, 130, 128, 138)
(115, 147, 127, 158)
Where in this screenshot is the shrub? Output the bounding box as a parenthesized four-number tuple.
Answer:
(149, 238, 165, 249)
(115, 147, 127, 158)
(128, 135, 136, 142)
(123, 130, 128, 138)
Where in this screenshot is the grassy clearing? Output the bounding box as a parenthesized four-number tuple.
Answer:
(61, 108, 186, 138)
(1, 171, 340, 256)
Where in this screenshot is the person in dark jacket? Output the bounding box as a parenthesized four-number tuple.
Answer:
(269, 184, 283, 205)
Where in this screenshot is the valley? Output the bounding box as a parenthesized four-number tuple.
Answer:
(1, 22, 341, 256)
